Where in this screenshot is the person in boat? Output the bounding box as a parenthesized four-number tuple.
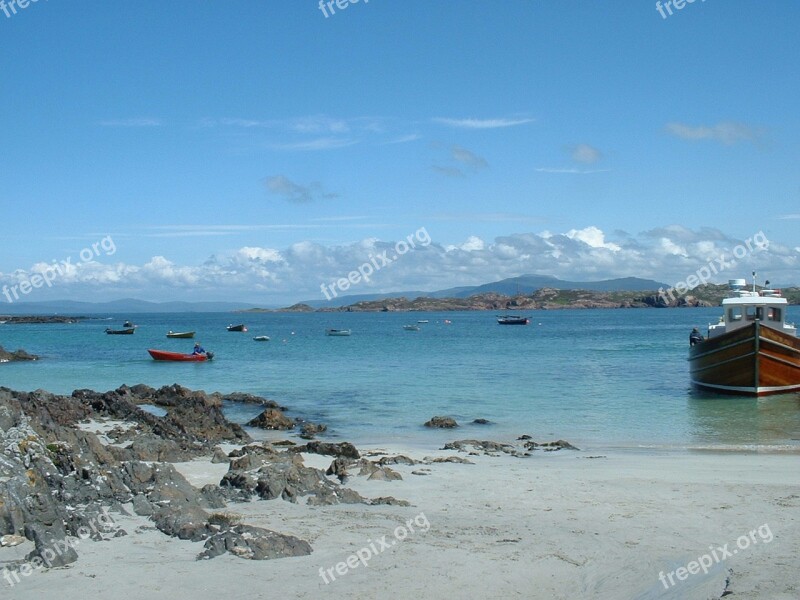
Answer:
(192, 343, 206, 355)
(689, 327, 704, 346)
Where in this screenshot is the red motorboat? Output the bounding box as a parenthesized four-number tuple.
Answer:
(148, 349, 214, 362)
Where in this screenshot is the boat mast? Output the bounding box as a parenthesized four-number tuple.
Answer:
(752, 271, 757, 293)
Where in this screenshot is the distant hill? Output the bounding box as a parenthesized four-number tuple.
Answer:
(304, 274, 668, 308)
(0, 298, 259, 315)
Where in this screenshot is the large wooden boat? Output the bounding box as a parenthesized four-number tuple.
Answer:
(688, 276, 799, 395)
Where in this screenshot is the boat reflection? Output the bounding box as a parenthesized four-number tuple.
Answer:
(687, 390, 800, 450)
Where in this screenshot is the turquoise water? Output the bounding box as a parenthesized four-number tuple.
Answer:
(1, 308, 799, 451)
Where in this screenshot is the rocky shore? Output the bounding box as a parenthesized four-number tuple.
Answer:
(0, 384, 448, 574)
(0, 316, 85, 324)
(0, 346, 38, 362)
(2, 384, 795, 599)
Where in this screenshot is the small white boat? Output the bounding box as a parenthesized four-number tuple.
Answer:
(403, 324, 421, 331)
(253, 335, 270, 342)
(325, 329, 351, 336)
(417, 319, 429, 324)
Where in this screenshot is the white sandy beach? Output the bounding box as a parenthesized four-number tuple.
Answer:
(2, 442, 798, 600)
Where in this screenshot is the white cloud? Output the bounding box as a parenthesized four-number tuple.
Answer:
(535, 168, 611, 174)
(433, 117, 535, 129)
(665, 121, 765, 145)
(264, 175, 337, 203)
(2, 226, 796, 304)
(570, 144, 603, 164)
(565, 226, 621, 251)
(97, 118, 162, 127)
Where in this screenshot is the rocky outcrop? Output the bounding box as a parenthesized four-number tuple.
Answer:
(425, 416, 458, 428)
(220, 443, 366, 505)
(443, 438, 580, 456)
(0, 346, 38, 362)
(0, 384, 316, 569)
(246, 408, 295, 430)
(199, 524, 312, 560)
(290, 441, 360, 459)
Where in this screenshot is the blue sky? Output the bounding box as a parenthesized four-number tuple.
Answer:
(1, 0, 799, 304)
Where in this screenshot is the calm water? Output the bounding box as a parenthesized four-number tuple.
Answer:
(1, 308, 799, 451)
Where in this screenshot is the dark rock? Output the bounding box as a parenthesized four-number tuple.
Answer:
(198, 524, 312, 560)
(369, 497, 411, 507)
(367, 466, 402, 481)
(216, 392, 285, 410)
(0, 346, 38, 362)
(152, 506, 210, 542)
(424, 416, 458, 428)
(23, 523, 79, 567)
(326, 457, 351, 482)
(423, 456, 474, 465)
(443, 440, 516, 454)
(539, 439, 580, 451)
(290, 441, 360, 460)
(377, 455, 416, 466)
(298, 421, 327, 439)
(132, 495, 155, 516)
(246, 409, 295, 430)
(211, 446, 230, 464)
(472, 418, 491, 425)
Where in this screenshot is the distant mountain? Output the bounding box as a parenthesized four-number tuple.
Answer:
(446, 275, 668, 298)
(0, 298, 259, 315)
(304, 274, 668, 308)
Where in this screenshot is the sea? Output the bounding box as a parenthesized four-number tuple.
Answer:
(1, 307, 799, 452)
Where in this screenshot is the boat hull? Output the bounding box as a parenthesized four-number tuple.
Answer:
(326, 329, 351, 336)
(106, 328, 136, 335)
(148, 349, 212, 362)
(688, 322, 800, 396)
(497, 318, 530, 325)
(166, 331, 195, 339)
(227, 324, 247, 332)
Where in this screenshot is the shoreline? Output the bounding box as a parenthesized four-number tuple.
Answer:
(4, 438, 798, 599)
(1, 384, 798, 599)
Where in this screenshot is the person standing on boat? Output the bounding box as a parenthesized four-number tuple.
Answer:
(689, 328, 704, 346)
(192, 343, 206, 355)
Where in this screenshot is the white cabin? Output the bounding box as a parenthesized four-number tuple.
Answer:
(707, 278, 796, 339)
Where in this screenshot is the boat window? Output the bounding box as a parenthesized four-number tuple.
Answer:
(745, 306, 763, 321)
(728, 307, 743, 321)
(767, 307, 782, 322)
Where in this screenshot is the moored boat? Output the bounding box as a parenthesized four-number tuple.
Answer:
(227, 324, 247, 332)
(148, 349, 214, 362)
(325, 329, 351, 336)
(688, 275, 800, 396)
(497, 315, 530, 325)
(166, 331, 195, 339)
(403, 324, 421, 331)
(253, 335, 270, 341)
(106, 327, 136, 335)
